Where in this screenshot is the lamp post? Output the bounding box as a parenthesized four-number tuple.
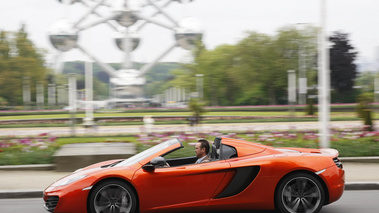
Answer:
(318, 0, 331, 148)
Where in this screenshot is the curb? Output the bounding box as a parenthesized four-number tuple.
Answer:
(0, 182, 378, 199)
(339, 157, 379, 164)
(0, 164, 54, 171)
(0, 190, 43, 199)
(344, 182, 379, 191)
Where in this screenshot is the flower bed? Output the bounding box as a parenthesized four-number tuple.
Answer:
(0, 133, 59, 165)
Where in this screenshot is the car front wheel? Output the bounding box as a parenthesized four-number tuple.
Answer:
(89, 179, 137, 213)
(275, 173, 325, 213)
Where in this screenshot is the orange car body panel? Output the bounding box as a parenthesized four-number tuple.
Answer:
(133, 160, 231, 213)
(43, 137, 345, 213)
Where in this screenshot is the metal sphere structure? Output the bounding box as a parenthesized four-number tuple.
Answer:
(50, 0, 202, 106)
(114, 29, 140, 51)
(175, 17, 203, 50)
(58, 0, 81, 5)
(113, 0, 141, 27)
(48, 19, 78, 52)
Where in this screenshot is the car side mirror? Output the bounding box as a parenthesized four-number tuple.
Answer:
(142, 157, 166, 172)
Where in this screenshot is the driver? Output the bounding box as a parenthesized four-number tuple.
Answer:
(195, 139, 211, 164)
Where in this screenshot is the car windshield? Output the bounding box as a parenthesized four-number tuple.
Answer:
(115, 138, 181, 167)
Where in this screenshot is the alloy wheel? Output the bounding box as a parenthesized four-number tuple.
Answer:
(93, 183, 133, 213)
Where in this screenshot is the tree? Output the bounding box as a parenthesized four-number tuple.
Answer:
(0, 31, 12, 104)
(329, 32, 358, 102)
(75, 74, 109, 99)
(188, 98, 206, 125)
(167, 26, 318, 106)
(0, 25, 48, 106)
(234, 27, 318, 105)
(235, 32, 279, 105)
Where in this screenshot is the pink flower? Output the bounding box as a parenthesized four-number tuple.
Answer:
(48, 137, 57, 142)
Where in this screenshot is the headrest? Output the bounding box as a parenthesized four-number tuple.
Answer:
(214, 137, 221, 149)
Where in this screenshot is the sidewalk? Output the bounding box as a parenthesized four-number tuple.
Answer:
(0, 161, 378, 199)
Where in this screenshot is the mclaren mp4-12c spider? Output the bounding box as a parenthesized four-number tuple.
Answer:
(43, 137, 344, 213)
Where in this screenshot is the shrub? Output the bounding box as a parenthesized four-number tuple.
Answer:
(363, 109, 374, 131)
(305, 97, 315, 115)
(355, 93, 373, 118)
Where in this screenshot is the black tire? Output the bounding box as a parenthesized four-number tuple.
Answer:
(275, 173, 325, 213)
(88, 179, 137, 213)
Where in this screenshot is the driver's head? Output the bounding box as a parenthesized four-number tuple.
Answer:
(195, 139, 210, 158)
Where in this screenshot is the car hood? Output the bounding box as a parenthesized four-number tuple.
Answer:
(48, 159, 135, 188)
(73, 159, 126, 173)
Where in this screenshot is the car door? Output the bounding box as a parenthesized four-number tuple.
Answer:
(133, 160, 231, 212)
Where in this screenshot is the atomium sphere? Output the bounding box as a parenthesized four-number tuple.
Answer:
(113, 0, 141, 27)
(110, 69, 146, 86)
(172, 0, 195, 3)
(114, 30, 141, 51)
(175, 17, 203, 50)
(48, 19, 78, 52)
(57, 0, 81, 5)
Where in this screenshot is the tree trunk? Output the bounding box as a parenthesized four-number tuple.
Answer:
(268, 87, 277, 105)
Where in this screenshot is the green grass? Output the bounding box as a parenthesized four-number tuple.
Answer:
(0, 148, 58, 165)
(332, 139, 379, 157)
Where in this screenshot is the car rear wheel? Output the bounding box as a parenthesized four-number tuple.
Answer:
(89, 179, 137, 213)
(275, 173, 325, 213)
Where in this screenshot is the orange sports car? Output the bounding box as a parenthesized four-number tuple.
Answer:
(43, 137, 345, 213)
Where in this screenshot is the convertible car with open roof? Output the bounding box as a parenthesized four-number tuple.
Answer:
(43, 137, 345, 213)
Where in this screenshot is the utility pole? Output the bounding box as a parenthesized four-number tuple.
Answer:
(318, 0, 331, 148)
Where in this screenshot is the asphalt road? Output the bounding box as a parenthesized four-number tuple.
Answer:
(1, 190, 378, 213)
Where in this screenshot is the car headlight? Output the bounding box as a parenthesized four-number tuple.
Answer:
(52, 174, 88, 187)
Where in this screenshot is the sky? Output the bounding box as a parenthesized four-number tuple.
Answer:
(1, 0, 379, 71)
